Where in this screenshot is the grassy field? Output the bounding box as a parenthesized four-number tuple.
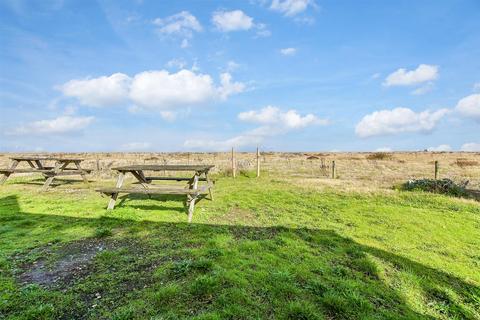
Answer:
(0, 173, 479, 319)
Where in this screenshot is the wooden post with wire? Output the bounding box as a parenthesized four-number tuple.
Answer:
(434, 160, 439, 180)
(331, 160, 336, 179)
(256, 146, 260, 178)
(231, 147, 236, 178)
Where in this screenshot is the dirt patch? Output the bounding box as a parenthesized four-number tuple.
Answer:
(16, 238, 119, 288)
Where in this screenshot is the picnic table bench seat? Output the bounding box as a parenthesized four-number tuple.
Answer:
(0, 168, 92, 174)
(96, 186, 210, 196)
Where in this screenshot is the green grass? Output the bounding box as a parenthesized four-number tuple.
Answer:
(0, 175, 479, 319)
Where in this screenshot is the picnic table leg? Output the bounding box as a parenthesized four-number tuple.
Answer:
(0, 160, 19, 185)
(42, 161, 68, 191)
(74, 160, 89, 184)
(108, 172, 125, 210)
(187, 195, 197, 223)
(205, 172, 214, 201)
(186, 174, 200, 222)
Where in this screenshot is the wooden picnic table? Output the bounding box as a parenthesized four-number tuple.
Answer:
(96, 164, 214, 222)
(0, 156, 91, 190)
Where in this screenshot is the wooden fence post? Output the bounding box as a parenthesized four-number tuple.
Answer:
(231, 147, 236, 178)
(256, 146, 260, 178)
(434, 160, 439, 180)
(331, 160, 336, 179)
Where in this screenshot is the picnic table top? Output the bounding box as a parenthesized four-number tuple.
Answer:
(112, 164, 215, 172)
(10, 156, 84, 162)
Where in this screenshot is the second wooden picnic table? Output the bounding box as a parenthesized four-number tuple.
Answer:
(0, 156, 91, 190)
(97, 164, 214, 222)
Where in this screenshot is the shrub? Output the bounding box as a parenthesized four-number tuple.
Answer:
(366, 152, 392, 160)
(455, 159, 478, 167)
(401, 179, 469, 197)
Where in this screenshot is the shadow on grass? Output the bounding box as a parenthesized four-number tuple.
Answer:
(8, 177, 91, 187)
(0, 195, 478, 319)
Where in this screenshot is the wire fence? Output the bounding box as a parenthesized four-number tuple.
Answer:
(1, 151, 479, 189)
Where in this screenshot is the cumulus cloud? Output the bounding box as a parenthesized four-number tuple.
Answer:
(280, 47, 297, 56)
(211, 10, 270, 36)
(270, 0, 314, 16)
(427, 144, 452, 152)
(153, 11, 202, 37)
(455, 94, 480, 120)
(212, 10, 254, 32)
(14, 116, 94, 135)
(238, 105, 327, 128)
(375, 147, 392, 152)
(185, 106, 327, 150)
(217, 73, 246, 99)
(383, 64, 438, 87)
(60, 70, 245, 111)
(355, 107, 448, 138)
(59, 73, 131, 107)
(461, 142, 480, 152)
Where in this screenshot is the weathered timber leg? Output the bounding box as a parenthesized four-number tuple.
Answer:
(34, 160, 49, 179)
(108, 172, 125, 210)
(187, 195, 197, 223)
(34, 160, 44, 169)
(0, 160, 19, 185)
(42, 161, 68, 191)
(205, 172, 214, 201)
(186, 174, 200, 222)
(74, 161, 89, 184)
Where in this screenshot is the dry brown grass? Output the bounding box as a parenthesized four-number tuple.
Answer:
(1, 151, 479, 192)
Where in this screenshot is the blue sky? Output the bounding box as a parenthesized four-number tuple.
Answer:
(1, 0, 480, 152)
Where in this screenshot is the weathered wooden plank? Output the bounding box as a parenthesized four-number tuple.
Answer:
(0, 159, 18, 185)
(113, 165, 214, 172)
(10, 157, 85, 162)
(145, 176, 207, 182)
(97, 187, 208, 195)
(107, 172, 125, 210)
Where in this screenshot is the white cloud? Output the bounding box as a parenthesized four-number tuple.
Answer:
(375, 147, 392, 152)
(473, 82, 480, 92)
(153, 11, 202, 37)
(165, 58, 187, 69)
(212, 10, 254, 32)
(60, 70, 245, 111)
(238, 105, 326, 128)
(181, 39, 189, 48)
(280, 47, 297, 56)
(217, 73, 246, 100)
(455, 94, 480, 120)
(460, 142, 480, 152)
(185, 106, 327, 150)
(427, 144, 451, 152)
(355, 107, 448, 138)
(59, 73, 131, 107)
(121, 142, 151, 151)
(14, 116, 94, 135)
(383, 64, 438, 87)
(130, 70, 244, 110)
(270, 0, 313, 16)
(226, 60, 240, 72)
(255, 23, 271, 37)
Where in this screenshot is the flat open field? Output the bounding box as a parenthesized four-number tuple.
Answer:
(0, 152, 479, 319)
